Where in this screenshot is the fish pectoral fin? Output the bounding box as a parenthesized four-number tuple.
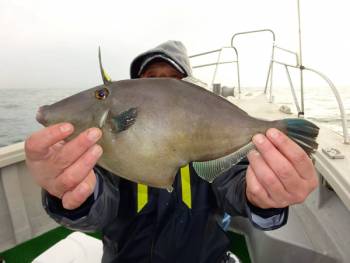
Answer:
(112, 107, 138, 132)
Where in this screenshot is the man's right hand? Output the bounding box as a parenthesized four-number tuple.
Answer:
(25, 123, 103, 210)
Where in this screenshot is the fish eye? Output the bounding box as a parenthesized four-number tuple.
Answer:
(95, 88, 110, 100)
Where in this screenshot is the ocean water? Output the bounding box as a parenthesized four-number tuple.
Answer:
(0, 88, 84, 147)
(0, 85, 349, 147)
(272, 85, 350, 136)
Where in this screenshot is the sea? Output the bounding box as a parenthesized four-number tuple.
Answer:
(0, 85, 349, 148)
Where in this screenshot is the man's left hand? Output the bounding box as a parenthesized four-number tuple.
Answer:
(246, 128, 318, 209)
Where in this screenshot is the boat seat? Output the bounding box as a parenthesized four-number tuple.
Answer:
(32, 231, 103, 263)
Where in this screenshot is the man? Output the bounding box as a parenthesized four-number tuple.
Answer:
(25, 40, 318, 262)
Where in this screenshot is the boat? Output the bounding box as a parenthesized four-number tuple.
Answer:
(0, 1, 349, 262)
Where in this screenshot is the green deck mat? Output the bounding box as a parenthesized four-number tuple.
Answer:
(0, 227, 250, 263)
(227, 231, 251, 263)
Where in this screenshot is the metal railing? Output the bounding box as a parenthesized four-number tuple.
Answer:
(230, 29, 276, 102)
(189, 46, 241, 93)
(190, 29, 349, 144)
(230, 29, 349, 144)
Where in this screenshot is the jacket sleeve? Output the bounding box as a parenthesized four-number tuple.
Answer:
(42, 166, 120, 232)
(211, 158, 289, 231)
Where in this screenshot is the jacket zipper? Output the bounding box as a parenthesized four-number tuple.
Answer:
(150, 237, 155, 262)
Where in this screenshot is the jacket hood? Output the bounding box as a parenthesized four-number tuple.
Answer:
(130, 40, 192, 79)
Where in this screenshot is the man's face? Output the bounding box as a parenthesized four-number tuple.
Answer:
(140, 61, 184, 79)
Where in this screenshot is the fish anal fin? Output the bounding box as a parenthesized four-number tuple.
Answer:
(113, 107, 138, 132)
(193, 142, 255, 183)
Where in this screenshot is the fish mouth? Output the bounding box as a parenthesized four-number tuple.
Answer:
(36, 105, 49, 126)
(99, 109, 110, 128)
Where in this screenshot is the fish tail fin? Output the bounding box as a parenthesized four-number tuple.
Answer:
(282, 118, 320, 156)
(192, 118, 320, 183)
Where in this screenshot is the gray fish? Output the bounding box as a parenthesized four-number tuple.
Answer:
(36, 50, 319, 189)
(36, 77, 319, 189)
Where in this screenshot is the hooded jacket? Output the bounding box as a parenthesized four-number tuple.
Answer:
(43, 40, 288, 263)
(130, 40, 192, 78)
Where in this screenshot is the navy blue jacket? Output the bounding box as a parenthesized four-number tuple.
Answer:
(43, 160, 288, 263)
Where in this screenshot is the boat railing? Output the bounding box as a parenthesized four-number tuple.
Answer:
(0, 142, 25, 168)
(0, 142, 29, 248)
(230, 29, 276, 99)
(0, 142, 57, 251)
(228, 29, 349, 144)
(189, 46, 241, 93)
(190, 29, 349, 144)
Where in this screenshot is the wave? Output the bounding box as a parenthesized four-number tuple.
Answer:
(0, 104, 20, 109)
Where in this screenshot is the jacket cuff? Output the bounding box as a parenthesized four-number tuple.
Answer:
(43, 173, 102, 221)
(245, 200, 289, 231)
(44, 191, 95, 220)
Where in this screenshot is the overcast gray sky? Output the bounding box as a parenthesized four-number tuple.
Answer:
(1, 0, 349, 90)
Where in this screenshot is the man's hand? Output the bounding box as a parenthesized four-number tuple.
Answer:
(246, 128, 318, 209)
(25, 123, 103, 210)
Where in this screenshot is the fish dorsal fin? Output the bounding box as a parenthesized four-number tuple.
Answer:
(112, 107, 138, 132)
(98, 46, 112, 85)
(182, 76, 208, 89)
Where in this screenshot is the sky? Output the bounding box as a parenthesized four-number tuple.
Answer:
(1, 0, 350, 90)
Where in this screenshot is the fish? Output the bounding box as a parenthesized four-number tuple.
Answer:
(35, 49, 319, 190)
